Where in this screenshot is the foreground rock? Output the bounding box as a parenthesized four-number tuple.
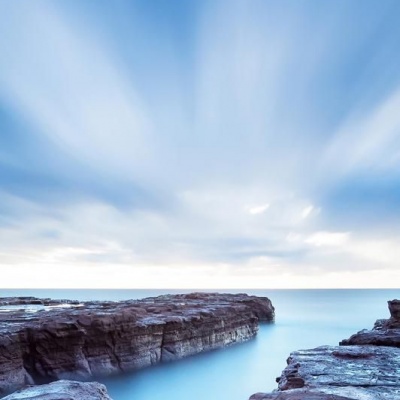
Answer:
(251, 345, 400, 399)
(251, 390, 357, 400)
(0, 292, 274, 395)
(2, 380, 113, 400)
(340, 299, 400, 347)
(250, 299, 400, 400)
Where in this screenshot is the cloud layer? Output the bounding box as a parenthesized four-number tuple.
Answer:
(1, 0, 400, 287)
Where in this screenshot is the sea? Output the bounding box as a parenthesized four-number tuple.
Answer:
(1, 289, 398, 400)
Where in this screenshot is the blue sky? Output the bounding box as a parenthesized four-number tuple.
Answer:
(1, 0, 400, 288)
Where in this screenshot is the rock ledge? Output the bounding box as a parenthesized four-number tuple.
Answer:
(0, 292, 274, 395)
(2, 380, 112, 400)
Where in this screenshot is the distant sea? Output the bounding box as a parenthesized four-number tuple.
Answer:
(1, 289, 398, 400)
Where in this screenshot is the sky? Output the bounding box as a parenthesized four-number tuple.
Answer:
(1, 0, 400, 288)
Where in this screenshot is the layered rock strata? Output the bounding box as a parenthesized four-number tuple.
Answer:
(250, 299, 400, 400)
(2, 380, 113, 400)
(0, 292, 274, 396)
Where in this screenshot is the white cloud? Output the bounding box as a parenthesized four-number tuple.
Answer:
(0, 194, 399, 288)
(344, 237, 400, 267)
(305, 231, 350, 247)
(246, 204, 270, 215)
(0, 1, 399, 289)
(301, 205, 314, 219)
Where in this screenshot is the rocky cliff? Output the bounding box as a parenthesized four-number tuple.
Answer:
(0, 292, 274, 396)
(1, 380, 113, 400)
(250, 299, 400, 400)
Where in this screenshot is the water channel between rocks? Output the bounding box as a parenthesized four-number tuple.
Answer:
(1, 288, 398, 400)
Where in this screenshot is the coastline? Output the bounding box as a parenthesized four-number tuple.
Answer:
(1, 291, 399, 400)
(0, 292, 274, 397)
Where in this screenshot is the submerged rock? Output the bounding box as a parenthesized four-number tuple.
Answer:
(340, 299, 400, 347)
(2, 380, 113, 400)
(0, 292, 274, 395)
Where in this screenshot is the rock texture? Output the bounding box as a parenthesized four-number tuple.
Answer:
(340, 299, 400, 347)
(0, 292, 274, 396)
(250, 299, 400, 400)
(251, 345, 400, 400)
(2, 380, 113, 400)
(251, 390, 357, 400)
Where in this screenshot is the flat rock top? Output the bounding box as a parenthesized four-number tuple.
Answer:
(0, 292, 274, 334)
(2, 380, 112, 400)
(276, 345, 400, 399)
(251, 390, 356, 400)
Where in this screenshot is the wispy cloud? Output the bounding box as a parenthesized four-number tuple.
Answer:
(324, 87, 400, 179)
(0, 2, 152, 174)
(1, 0, 400, 287)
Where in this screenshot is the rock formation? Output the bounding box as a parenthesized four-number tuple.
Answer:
(251, 392, 355, 399)
(1, 380, 113, 400)
(0, 292, 274, 396)
(340, 299, 400, 347)
(250, 299, 400, 400)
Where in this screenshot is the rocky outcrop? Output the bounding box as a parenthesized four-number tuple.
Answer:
(0, 292, 274, 396)
(251, 390, 360, 400)
(340, 299, 400, 347)
(250, 299, 400, 400)
(251, 345, 400, 399)
(2, 380, 113, 400)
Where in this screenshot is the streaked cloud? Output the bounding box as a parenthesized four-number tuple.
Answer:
(0, 0, 400, 287)
(324, 87, 400, 179)
(301, 205, 316, 219)
(0, 3, 152, 171)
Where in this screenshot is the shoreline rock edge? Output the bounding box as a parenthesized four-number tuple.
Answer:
(250, 298, 400, 400)
(1, 380, 113, 400)
(0, 292, 274, 396)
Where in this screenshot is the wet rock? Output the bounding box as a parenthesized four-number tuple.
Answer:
(340, 299, 400, 346)
(0, 292, 274, 395)
(2, 380, 113, 399)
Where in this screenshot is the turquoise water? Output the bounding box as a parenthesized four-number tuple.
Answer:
(2, 289, 398, 400)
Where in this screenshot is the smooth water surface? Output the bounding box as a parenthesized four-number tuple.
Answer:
(2, 289, 398, 400)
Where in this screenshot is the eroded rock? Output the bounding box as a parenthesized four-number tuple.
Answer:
(252, 345, 400, 399)
(250, 389, 356, 400)
(2, 380, 113, 400)
(340, 299, 400, 346)
(0, 292, 274, 395)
